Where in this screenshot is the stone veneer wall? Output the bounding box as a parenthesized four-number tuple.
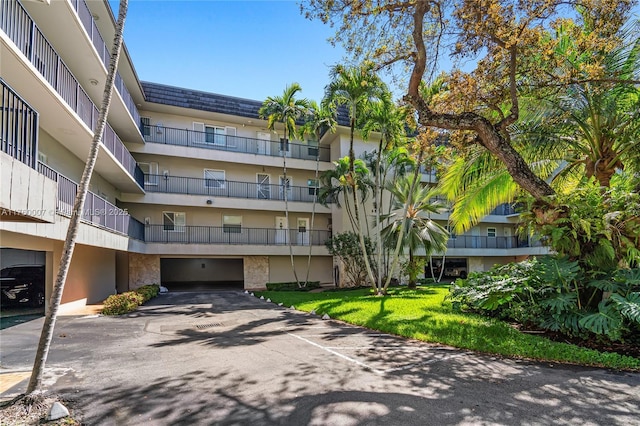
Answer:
(468, 257, 485, 273)
(244, 256, 268, 290)
(129, 253, 161, 290)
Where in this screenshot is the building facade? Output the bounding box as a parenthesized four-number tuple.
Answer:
(0, 0, 547, 313)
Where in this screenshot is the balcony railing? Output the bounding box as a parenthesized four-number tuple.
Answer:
(144, 174, 329, 204)
(37, 162, 143, 239)
(0, 0, 143, 188)
(1, 78, 38, 168)
(446, 235, 542, 249)
(145, 224, 330, 246)
(70, 0, 140, 126)
(142, 125, 330, 162)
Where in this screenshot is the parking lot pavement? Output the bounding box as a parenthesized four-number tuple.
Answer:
(1, 291, 639, 425)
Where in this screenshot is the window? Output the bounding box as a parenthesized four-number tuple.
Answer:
(307, 139, 319, 157)
(279, 137, 289, 152)
(487, 227, 497, 238)
(139, 162, 159, 185)
(204, 169, 225, 188)
(163, 211, 185, 232)
(223, 215, 242, 233)
(203, 126, 237, 146)
(308, 179, 319, 196)
(140, 117, 151, 137)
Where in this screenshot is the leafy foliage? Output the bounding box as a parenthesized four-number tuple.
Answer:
(325, 232, 377, 287)
(449, 258, 640, 342)
(101, 284, 159, 315)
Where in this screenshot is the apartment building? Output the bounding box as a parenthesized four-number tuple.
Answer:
(0, 0, 547, 313)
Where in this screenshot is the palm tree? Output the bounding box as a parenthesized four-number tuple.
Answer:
(259, 84, 310, 286)
(318, 156, 372, 232)
(439, 32, 640, 233)
(26, 0, 129, 395)
(300, 100, 337, 285)
(324, 63, 386, 289)
(381, 176, 449, 288)
(362, 93, 408, 290)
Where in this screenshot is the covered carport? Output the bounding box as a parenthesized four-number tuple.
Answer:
(160, 258, 244, 291)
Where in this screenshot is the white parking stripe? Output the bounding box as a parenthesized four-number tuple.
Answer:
(287, 332, 385, 375)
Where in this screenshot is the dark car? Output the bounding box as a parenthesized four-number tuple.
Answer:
(0, 265, 45, 307)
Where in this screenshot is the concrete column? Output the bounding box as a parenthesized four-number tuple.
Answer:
(129, 253, 161, 290)
(243, 256, 268, 290)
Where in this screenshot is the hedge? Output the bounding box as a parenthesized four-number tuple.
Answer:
(265, 281, 321, 291)
(102, 284, 160, 315)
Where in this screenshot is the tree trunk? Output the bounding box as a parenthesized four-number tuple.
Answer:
(408, 248, 416, 289)
(405, 2, 555, 203)
(282, 128, 301, 287)
(383, 148, 425, 293)
(348, 115, 376, 291)
(374, 137, 384, 292)
(26, 0, 128, 395)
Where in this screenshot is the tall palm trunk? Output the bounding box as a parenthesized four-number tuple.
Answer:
(348, 115, 376, 290)
(382, 147, 425, 294)
(282, 127, 301, 286)
(374, 137, 384, 292)
(26, 0, 128, 395)
(304, 138, 321, 286)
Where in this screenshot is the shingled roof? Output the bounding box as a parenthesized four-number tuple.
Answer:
(141, 81, 263, 119)
(141, 81, 350, 126)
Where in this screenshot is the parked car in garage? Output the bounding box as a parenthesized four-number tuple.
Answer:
(0, 265, 45, 307)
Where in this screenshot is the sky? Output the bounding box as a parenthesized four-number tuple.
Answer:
(114, 1, 640, 105)
(113, 0, 347, 104)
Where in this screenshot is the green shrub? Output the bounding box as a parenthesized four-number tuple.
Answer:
(102, 284, 160, 315)
(136, 284, 160, 302)
(102, 291, 144, 315)
(448, 257, 640, 342)
(265, 281, 320, 291)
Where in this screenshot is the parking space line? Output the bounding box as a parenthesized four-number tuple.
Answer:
(287, 332, 385, 375)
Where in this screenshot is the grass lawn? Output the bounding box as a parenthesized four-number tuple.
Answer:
(257, 285, 640, 371)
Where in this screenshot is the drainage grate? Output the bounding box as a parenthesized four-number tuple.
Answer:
(195, 323, 223, 330)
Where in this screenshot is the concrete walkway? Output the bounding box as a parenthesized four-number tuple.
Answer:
(1, 291, 639, 425)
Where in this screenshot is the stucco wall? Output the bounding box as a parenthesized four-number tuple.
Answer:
(129, 253, 161, 289)
(268, 256, 332, 284)
(61, 244, 116, 304)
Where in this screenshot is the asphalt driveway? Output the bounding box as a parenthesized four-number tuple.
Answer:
(1, 291, 639, 425)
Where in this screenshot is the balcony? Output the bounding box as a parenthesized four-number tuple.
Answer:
(70, 0, 140, 126)
(1, 78, 38, 169)
(142, 124, 330, 162)
(144, 225, 330, 246)
(446, 235, 542, 249)
(0, 0, 143, 190)
(143, 174, 330, 204)
(37, 162, 144, 239)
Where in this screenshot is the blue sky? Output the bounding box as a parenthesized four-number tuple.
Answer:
(115, 1, 640, 104)
(115, 1, 345, 103)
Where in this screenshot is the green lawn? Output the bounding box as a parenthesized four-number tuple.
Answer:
(257, 285, 640, 371)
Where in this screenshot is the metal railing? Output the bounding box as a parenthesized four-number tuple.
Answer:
(0, 0, 143, 188)
(70, 0, 140, 126)
(489, 203, 519, 216)
(142, 124, 330, 161)
(446, 235, 542, 249)
(1, 78, 38, 168)
(37, 162, 143, 239)
(144, 224, 330, 246)
(144, 174, 329, 203)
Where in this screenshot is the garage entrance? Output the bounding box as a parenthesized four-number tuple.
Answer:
(160, 258, 244, 291)
(1, 248, 46, 318)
